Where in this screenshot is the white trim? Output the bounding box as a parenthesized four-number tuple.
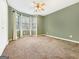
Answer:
(13, 12, 18, 40)
(20, 14, 23, 37)
(36, 16, 38, 36)
(43, 34, 79, 44)
(29, 16, 32, 36)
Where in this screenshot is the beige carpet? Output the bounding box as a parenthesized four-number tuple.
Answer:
(2, 36, 79, 59)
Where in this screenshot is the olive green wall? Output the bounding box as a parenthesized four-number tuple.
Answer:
(44, 3, 79, 41)
(8, 6, 14, 40)
(37, 16, 44, 35)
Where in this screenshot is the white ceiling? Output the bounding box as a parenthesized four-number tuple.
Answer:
(7, 0, 79, 16)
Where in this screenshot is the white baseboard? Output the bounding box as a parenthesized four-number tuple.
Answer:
(43, 34, 79, 44)
(0, 41, 9, 56)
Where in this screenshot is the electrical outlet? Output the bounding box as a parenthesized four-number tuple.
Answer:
(69, 35, 72, 38)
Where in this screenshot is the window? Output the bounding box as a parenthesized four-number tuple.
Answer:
(16, 13, 37, 38)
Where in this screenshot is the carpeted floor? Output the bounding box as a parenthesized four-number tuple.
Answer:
(2, 36, 79, 59)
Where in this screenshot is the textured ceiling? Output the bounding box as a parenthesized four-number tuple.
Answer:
(7, 0, 79, 16)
